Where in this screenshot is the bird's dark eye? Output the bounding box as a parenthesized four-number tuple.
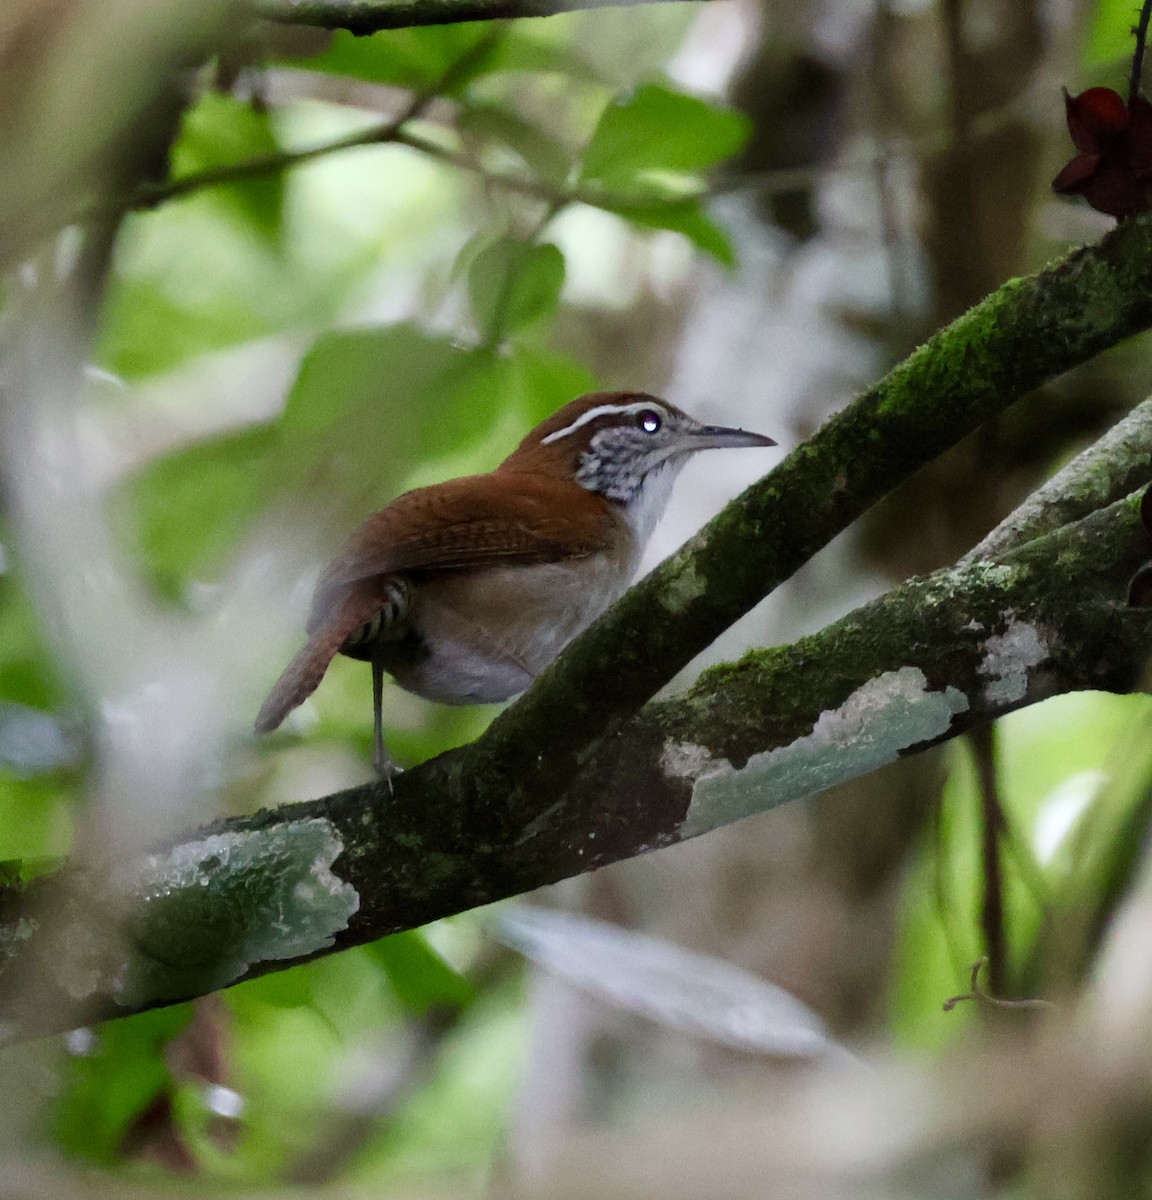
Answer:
(636, 409, 662, 434)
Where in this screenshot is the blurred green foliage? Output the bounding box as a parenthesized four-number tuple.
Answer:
(892, 693, 1152, 1046)
(580, 83, 751, 184)
(3, 0, 1152, 1191)
(468, 238, 567, 342)
(0, 8, 746, 1186)
(1086, 0, 1147, 69)
(301, 26, 500, 92)
(172, 94, 287, 242)
(55, 1005, 195, 1163)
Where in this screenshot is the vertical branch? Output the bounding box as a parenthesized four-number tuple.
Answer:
(869, 0, 911, 324)
(969, 724, 1008, 997)
(1129, 0, 1152, 107)
(937, 0, 982, 310)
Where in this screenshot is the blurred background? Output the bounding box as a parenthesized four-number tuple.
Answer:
(3, 0, 1152, 1195)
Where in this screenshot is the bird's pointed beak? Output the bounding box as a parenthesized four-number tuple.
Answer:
(692, 424, 778, 451)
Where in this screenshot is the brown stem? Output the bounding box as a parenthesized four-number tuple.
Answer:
(1131, 0, 1152, 108)
(942, 958, 1055, 1014)
(970, 724, 1008, 997)
(112, 26, 506, 216)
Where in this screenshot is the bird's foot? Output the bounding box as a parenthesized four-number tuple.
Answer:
(373, 751, 403, 797)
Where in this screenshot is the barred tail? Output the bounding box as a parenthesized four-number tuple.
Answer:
(254, 600, 375, 734)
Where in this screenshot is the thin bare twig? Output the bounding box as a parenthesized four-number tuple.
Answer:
(119, 65, 1051, 238)
(943, 958, 1055, 1014)
(116, 25, 506, 215)
(1130, 0, 1152, 108)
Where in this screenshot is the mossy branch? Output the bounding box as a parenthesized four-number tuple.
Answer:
(2, 463, 1151, 1039)
(7, 216, 1152, 1039)
(458, 213, 1152, 832)
(966, 395, 1152, 562)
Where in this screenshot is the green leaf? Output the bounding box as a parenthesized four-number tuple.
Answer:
(366, 930, 476, 1015)
(281, 324, 450, 444)
(581, 83, 751, 187)
(431, 349, 520, 444)
(290, 27, 496, 92)
(450, 227, 499, 283)
(1084, 0, 1140, 69)
(97, 278, 274, 379)
(55, 1005, 193, 1163)
(484, 24, 609, 81)
(605, 196, 736, 266)
(170, 94, 285, 242)
(508, 344, 598, 427)
(0, 771, 73, 862)
(0, 566, 67, 711)
(114, 425, 278, 598)
(498, 7, 695, 88)
(231, 962, 318, 1010)
(282, 324, 506, 478)
(468, 238, 566, 340)
(458, 104, 572, 184)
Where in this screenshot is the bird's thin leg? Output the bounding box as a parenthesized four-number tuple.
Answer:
(371, 656, 400, 793)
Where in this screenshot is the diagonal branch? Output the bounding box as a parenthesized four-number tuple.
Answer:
(458, 212, 1152, 833)
(113, 27, 507, 215)
(1, 478, 1149, 1040)
(965, 394, 1152, 562)
(5, 220, 1152, 1040)
(124, 123, 596, 219)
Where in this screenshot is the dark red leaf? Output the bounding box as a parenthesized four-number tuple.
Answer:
(1077, 160, 1151, 217)
(1064, 87, 1128, 150)
(1053, 87, 1152, 218)
(1052, 152, 1101, 193)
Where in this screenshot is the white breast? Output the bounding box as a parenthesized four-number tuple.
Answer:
(619, 458, 684, 546)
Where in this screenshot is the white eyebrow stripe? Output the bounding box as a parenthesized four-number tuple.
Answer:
(541, 402, 659, 445)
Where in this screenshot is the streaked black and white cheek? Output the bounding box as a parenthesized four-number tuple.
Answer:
(576, 428, 649, 501)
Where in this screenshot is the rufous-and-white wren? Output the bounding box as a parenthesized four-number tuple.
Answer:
(255, 391, 776, 778)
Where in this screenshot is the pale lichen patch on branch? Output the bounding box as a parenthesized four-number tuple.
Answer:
(48, 819, 360, 1010)
(660, 740, 718, 781)
(678, 667, 970, 838)
(978, 619, 1050, 706)
(660, 561, 708, 612)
